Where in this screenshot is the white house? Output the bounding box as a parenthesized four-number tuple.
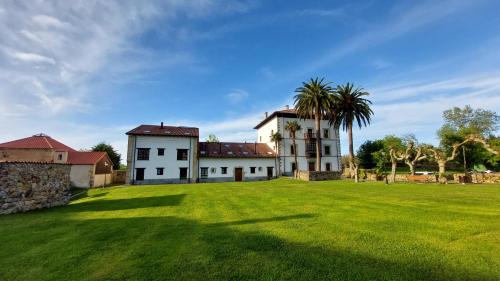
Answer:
(126, 108, 341, 184)
(255, 107, 341, 176)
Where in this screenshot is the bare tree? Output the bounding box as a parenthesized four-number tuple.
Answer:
(429, 134, 499, 183)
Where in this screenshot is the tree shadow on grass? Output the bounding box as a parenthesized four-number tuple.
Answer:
(67, 194, 186, 212)
(0, 214, 495, 281)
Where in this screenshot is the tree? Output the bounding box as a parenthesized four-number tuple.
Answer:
(429, 134, 499, 183)
(438, 105, 499, 170)
(206, 134, 219, 143)
(373, 135, 405, 183)
(399, 135, 429, 175)
(357, 140, 384, 169)
(285, 120, 302, 176)
(330, 83, 373, 182)
(92, 142, 121, 170)
(270, 132, 282, 177)
(294, 78, 335, 172)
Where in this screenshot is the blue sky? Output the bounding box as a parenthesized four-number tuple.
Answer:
(1, 0, 499, 159)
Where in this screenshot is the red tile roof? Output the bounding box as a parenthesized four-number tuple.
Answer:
(0, 134, 110, 165)
(0, 134, 76, 151)
(67, 151, 108, 165)
(199, 142, 275, 158)
(127, 124, 199, 137)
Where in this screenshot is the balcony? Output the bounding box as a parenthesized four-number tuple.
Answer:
(304, 132, 317, 139)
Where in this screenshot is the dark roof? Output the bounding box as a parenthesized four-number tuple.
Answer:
(0, 134, 76, 151)
(254, 108, 331, 129)
(126, 125, 199, 137)
(254, 109, 299, 129)
(199, 142, 275, 158)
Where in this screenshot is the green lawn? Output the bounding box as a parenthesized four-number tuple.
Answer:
(1, 179, 499, 281)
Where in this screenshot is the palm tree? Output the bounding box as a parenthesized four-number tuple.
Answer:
(294, 78, 335, 171)
(285, 120, 302, 177)
(330, 83, 373, 182)
(270, 132, 282, 177)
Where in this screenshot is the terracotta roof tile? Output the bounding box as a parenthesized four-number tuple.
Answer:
(127, 125, 199, 137)
(67, 151, 108, 165)
(0, 134, 76, 151)
(199, 142, 275, 158)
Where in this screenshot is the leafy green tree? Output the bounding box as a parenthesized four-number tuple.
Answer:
(330, 83, 373, 182)
(357, 140, 384, 169)
(294, 78, 335, 171)
(438, 105, 499, 170)
(92, 142, 121, 170)
(270, 132, 282, 177)
(285, 121, 302, 175)
(373, 135, 405, 182)
(206, 134, 219, 143)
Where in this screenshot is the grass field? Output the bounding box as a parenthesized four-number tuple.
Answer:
(0, 179, 499, 281)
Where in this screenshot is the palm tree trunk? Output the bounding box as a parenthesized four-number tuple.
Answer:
(293, 132, 298, 177)
(348, 123, 354, 179)
(315, 113, 321, 172)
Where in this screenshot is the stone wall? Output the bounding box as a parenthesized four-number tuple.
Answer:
(454, 173, 500, 184)
(0, 162, 71, 215)
(297, 170, 341, 181)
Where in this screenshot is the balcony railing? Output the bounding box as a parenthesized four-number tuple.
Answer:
(304, 132, 317, 139)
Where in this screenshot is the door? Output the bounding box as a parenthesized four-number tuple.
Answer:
(179, 168, 188, 180)
(267, 167, 274, 179)
(235, 168, 243, 182)
(308, 162, 315, 171)
(136, 168, 145, 181)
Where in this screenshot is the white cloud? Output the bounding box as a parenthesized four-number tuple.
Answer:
(10, 51, 56, 64)
(225, 89, 249, 104)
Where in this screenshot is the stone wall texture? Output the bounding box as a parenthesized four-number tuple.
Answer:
(0, 162, 71, 215)
(454, 173, 500, 184)
(297, 171, 341, 181)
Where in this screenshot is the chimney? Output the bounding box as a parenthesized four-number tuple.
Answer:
(265, 112, 268, 118)
(160, 122, 164, 129)
(285, 105, 289, 110)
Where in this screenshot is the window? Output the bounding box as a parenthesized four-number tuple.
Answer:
(137, 148, 150, 160)
(221, 167, 228, 174)
(135, 168, 145, 181)
(324, 145, 331, 156)
(177, 149, 188, 160)
(250, 167, 256, 174)
(156, 168, 164, 175)
(259, 136, 262, 142)
(210, 167, 216, 174)
(179, 168, 188, 180)
(258, 167, 262, 172)
(200, 167, 208, 178)
(57, 154, 63, 160)
(307, 128, 313, 138)
(291, 163, 296, 172)
(326, 163, 331, 171)
(157, 148, 165, 156)
(290, 144, 295, 155)
(323, 129, 329, 138)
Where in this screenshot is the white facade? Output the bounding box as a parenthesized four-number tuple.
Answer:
(127, 135, 198, 184)
(256, 114, 341, 175)
(126, 109, 341, 185)
(198, 158, 276, 182)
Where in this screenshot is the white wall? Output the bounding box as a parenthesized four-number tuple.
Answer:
(130, 135, 197, 181)
(257, 116, 278, 150)
(257, 116, 342, 174)
(70, 165, 93, 188)
(198, 158, 276, 180)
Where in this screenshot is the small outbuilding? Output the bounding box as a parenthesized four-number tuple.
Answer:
(0, 134, 113, 188)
